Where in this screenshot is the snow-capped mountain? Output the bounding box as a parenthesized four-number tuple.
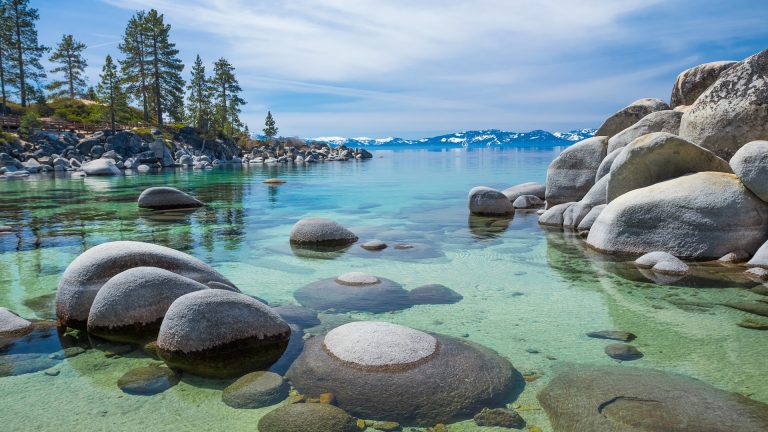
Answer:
(309, 129, 595, 148)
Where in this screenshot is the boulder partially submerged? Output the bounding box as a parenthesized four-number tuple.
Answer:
(137, 187, 204, 210)
(294, 273, 411, 313)
(545, 136, 607, 206)
(468, 186, 514, 216)
(289, 218, 358, 248)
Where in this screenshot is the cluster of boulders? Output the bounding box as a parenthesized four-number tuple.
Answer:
(473, 48, 768, 282)
(467, 182, 546, 215)
(244, 141, 372, 165)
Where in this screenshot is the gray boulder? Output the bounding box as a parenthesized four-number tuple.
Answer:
(286, 321, 514, 426)
(679, 49, 768, 159)
(258, 403, 358, 432)
(545, 136, 607, 206)
(81, 158, 120, 176)
(137, 187, 204, 210)
(538, 366, 768, 432)
(512, 194, 544, 209)
(730, 140, 768, 202)
(670, 60, 737, 108)
(157, 289, 291, 378)
(87, 266, 210, 343)
(606, 110, 682, 153)
(538, 202, 574, 227)
(408, 284, 463, 305)
(595, 149, 620, 182)
(595, 98, 670, 137)
(0, 307, 32, 337)
(607, 132, 731, 202)
(289, 218, 358, 247)
(634, 251, 690, 275)
(576, 204, 605, 232)
(56, 240, 237, 329)
(747, 240, 768, 269)
(272, 304, 320, 328)
(587, 172, 768, 259)
(117, 366, 180, 396)
(294, 273, 411, 313)
(222, 371, 288, 408)
(501, 182, 545, 202)
(468, 186, 514, 215)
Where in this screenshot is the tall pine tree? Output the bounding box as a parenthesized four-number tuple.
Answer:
(211, 57, 245, 137)
(186, 54, 212, 133)
(263, 111, 277, 138)
(0, 3, 15, 115)
(6, 0, 47, 107)
(48, 34, 87, 99)
(119, 11, 150, 122)
(97, 54, 128, 132)
(143, 9, 184, 126)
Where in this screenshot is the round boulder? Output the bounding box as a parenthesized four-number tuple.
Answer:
(468, 186, 514, 216)
(222, 371, 289, 409)
(294, 274, 411, 313)
(87, 267, 210, 343)
(502, 182, 545, 202)
(512, 194, 544, 209)
(56, 240, 238, 330)
(587, 172, 768, 259)
(81, 158, 121, 176)
(286, 321, 515, 426)
(258, 403, 358, 432)
(679, 49, 768, 160)
(117, 365, 180, 396)
(157, 289, 291, 378)
(408, 284, 463, 305)
(361, 240, 387, 251)
(272, 304, 320, 328)
(538, 365, 768, 432)
(670, 61, 737, 108)
(635, 251, 689, 275)
(0, 307, 32, 338)
(289, 218, 358, 248)
(595, 98, 670, 137)
(606, 110, 683, 153)
(137, 187, 204, 210)
(730, 140, 768, 202)
(606, 132, 731, 202)
(545, 136, 607, 206)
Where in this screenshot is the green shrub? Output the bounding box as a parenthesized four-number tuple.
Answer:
(18, 111, 41, 140)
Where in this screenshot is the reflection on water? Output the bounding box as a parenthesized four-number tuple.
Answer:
(1, 147, 767, 431)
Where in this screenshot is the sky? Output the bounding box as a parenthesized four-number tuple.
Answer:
(34, 0, 768, 139)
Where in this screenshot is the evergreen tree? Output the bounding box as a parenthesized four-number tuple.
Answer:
(119, 10, 150, 122)
(97, 54, 128, 132)
(85, 85, 97, 101)
(263, 110, 277, 138)
(211, 57, 245, 137)
(186, 54, 212, 133)
(48, 34, 87, 99)
(0, 3, 16, 116)
(6, 0, 47, 107)
(143, 9, 184, 125)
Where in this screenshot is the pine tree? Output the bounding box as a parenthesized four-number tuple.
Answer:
(119, 10, 150, 122)
(98, 54, 128, 132)
(6, 0, 47, 107)
(48, 34, 87, 99)
(186, 54, 212, 132)
(0, 3, 16, 116)
(85, 85, 97, 101)
(211, 57, 245, 137)
(143, 9, 184, 126)
(263, 111, 277, 138)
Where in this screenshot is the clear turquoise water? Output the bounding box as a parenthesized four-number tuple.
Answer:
(1, 147, 767, 431)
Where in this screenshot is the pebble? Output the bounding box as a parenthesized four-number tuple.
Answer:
(263, 178, 286, 184)
(63, 347, 86, 358)
(525, 348, 540, 354)
(44, 368, 60, 376)
(738, 318, 768, 330)
(373, 421, 402, 431)
(394, 244, 414, 250)
(361, 240, 387, 251)
(604, 343, 644, 361)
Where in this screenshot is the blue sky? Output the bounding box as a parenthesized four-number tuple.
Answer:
(34, 0, 768, 139)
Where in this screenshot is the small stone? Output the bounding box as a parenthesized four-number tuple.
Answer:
(737, 318, 768, 330)
(63, 346, 85, 358)
(263, 178, 286, 184)
(361, 240, 387, 251)
(356, 419, 366, 430)
(372, 421, 402, 431)
(474, 407, 525, 429)
(44, 368, 60, 376)
(222, 371, 289, 409)
(394, 244, 414, 250)
(257, 403, 358, 432)
(319, 392, 336, 405)
(525, 348, 540, 354)
(604, 343, 644, 361)
(461, 333, 470, 338)
(287, 394, 306, 404)
(586, 330, 636, 342)
(719, 250, 750, 263)
(745, 268, 768, 282)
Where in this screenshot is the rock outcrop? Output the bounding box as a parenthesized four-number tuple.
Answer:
(595, 98, 670, 137)
(730, 140, 768, 202)
(670, 60, 737, 108)
(545, 136, 607, 206)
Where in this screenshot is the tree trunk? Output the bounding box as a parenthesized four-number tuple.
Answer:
(137, 32, 149, 123)
(67, 52, 74, 98)
(0, 43, 7, 125)
(151, 33, 162, 126)
(109, 76, 115, 132)
(13, 3, 26, 107)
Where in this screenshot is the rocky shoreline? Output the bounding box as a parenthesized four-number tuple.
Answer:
(470, 47, 768, 283)
(0, 126, 373, 178)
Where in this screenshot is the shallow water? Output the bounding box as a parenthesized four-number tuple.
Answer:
(1, 147, 767, 431)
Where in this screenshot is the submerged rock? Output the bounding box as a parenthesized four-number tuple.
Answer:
(538, 365, 768, 432)
(604, 343, 643, 361)
(361, 240, 387, 251)
(0, 307, 33, 337)
(286, 321, 515, 426)
(294, 273, 411, 313)
(222, 371, 288, 408)
(634, 251, 690, 275)
(670, 61, 737, 108)
(586, 330, 636, 342)
(289, 218, 358, 248)
(468, 186, 514, 216)
(56, 240, 237, 330)
(137, 187, 204, 210)
(730, 140, 768, 202)
(538, 202, 574, 227)
(258, 403, 358, 432)
(272, 304, 320, 328)
(576, 204, 605, 232)
(157, 289, 291, 378)
(408, 284, 463, 305)
(512, 194, 544, 209)
(117, 365, 180, 395)
(545, 136, 607, 206)
(596, 98, 670, 137)
(0, 353, 58, 377)
(87, 267, 209, 343)
(473, 407, 525, 429)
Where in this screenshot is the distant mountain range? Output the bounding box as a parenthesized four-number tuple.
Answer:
(308, 129, 596, 148)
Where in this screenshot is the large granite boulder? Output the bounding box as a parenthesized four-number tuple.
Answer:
(157, 289, 291, 378)
(730, 140, 768, 202)
(81, 158, 120, 176)
(670, 61, 737, 108)
(587, 172, 768, 259)
(105, 131, 143, 157)
(56, 241, 237, 330)
(294, 272, 411, 313)
(501, 182, 545, 202)
(0, 307, 32, 338)
(606, 110, 682, 153)
(137, 187, 204, 210)
(594, 149, 620, 182)
(747, 240, 768, 269)
(545, 136, 607, 206)
(286, 321, 515, 426)
(538, 366, 768, 432)
(679, 49, 768, 159)
(538, 202, 574, 227)
(289, 218, 358, 248)
(258, 403, 358, 432)
(606, 132, 731, 202)
(468, 186, 514, 215)
(595, 98, 670, 137)
(86, 267, 209, 343)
